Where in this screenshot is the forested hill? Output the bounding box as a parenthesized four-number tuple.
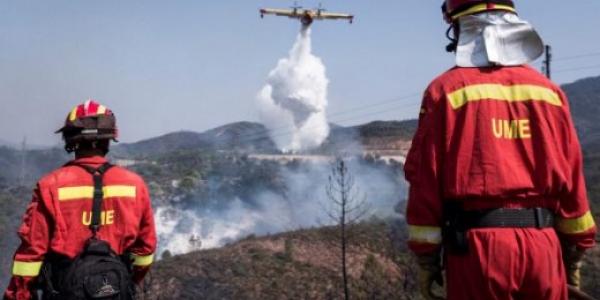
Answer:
(110, 120, 417, 157)
(563, 75, 600, 147)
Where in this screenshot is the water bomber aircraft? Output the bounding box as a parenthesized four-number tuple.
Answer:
(259, 3, 353, 26)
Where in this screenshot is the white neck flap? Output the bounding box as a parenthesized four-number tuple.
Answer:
(455, 12, 544, 67)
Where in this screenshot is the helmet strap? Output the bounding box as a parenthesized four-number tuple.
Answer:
(64, 140, 109, 155)
(445, 23, 460, 53)
(64, 141, 78, 154)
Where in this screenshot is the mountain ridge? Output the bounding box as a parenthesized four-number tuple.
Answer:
(561, 74, 600, 146)
(111, 120, 418, 157)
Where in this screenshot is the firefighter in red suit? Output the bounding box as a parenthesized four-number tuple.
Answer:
(405, 1, 597, 299)
(4, 100, 157, 300)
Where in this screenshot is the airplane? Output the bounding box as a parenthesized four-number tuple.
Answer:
(259, 3, 354, 26)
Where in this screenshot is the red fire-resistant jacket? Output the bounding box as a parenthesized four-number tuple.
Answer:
(405, 65, 596, 255)
(4, 156, 157, 300)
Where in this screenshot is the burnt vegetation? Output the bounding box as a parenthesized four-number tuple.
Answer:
(139, 220, 418, 300)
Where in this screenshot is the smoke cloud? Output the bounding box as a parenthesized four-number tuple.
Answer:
(154, 158, 407, 257)
(257, 28, 330, 152)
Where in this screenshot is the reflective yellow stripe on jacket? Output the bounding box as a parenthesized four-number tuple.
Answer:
(556, 211, 596, 234)
(447, 84, 562, 110)
(131, 253, 154, 267)
(12, 261, 43, 277)
(408, 225, 442, 244)
(58, 185, 136, 201)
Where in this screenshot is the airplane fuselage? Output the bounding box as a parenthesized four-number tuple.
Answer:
(300, 12, 314, 26)
(259, 7, 352, 26)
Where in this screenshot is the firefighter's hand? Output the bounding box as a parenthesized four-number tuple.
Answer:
(416, 254, 444, 300)
(563, 245, 585, 289)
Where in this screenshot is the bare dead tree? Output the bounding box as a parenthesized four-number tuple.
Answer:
(325, 157, 371, 300)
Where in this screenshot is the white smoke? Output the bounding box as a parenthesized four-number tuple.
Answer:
(154, 192, 308, 256)
(258, 28, 330, 152)
(154, 200, 264, 255)
(153, 159, 407, 257)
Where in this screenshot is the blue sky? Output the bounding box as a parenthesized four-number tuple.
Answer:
(1, 0, 599, 146)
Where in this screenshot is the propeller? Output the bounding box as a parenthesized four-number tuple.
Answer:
(290, 1, 302, 10)
(315, 2, 326, 12)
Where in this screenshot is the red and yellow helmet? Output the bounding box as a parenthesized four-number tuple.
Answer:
(56, 100, 118, 143)
(442, 0, 516, 22)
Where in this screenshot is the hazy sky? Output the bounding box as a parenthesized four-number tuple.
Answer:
(1, 1, 599, 146)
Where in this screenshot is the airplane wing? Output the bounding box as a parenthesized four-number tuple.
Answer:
(318, 12, 354, 22)
(260, 8, 304, 17)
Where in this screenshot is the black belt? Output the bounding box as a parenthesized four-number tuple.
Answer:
(459, 207, 554, 229)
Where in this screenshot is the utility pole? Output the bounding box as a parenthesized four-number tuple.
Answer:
(20, 136, 27, 186)
(542, 45, 552, 79)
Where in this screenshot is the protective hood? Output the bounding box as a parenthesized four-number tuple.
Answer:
(455, 11, 544, 67)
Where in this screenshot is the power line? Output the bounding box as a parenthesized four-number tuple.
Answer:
(260, 99, 422, 144)
(222, 49, 600, 148)
(186, 96, 422, 150)
(553, 51, 600, 62)
(195, 47, 600, 149)
(554, 64, 600, 74)
(190, 48, 600, 149)
(247, 98, 421, 145)
(255, 46, 600, 144)
(252, 48, 600, 143)
(331, 101, 421, 125)
(236, 92, 422, 143)
(326, 92, 422, 118)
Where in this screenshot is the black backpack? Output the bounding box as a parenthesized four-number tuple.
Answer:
(40, 163, 134, 300)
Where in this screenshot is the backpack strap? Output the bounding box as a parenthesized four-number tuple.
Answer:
(68, 162, 113, 236)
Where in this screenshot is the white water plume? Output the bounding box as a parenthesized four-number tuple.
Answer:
(258, 28, 330, 152)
